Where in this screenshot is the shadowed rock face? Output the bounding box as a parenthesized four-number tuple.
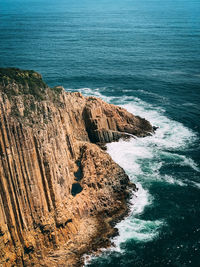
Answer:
(83, 96, 153, 143)
(0, 68, 153, 266)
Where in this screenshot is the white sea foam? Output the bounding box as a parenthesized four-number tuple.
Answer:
(181, 156, 200, 172)
(131, 183, 151, 214)
(106, 139, 153, 177)
(79, 88, 199, 265)
(112, 184, 163, 251)
(182, 102, 198, 107)
(72, 87, 196, 150)
(159, 151, 200, 172)
(84, 184, 162, 266)
(191, 181, 200, 189)
(162, 175, 186, 186)
(122, 101, 196, 150)
(137, 89, 169, 103)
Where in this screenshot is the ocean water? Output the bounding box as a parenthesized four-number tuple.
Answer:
(0, 0, 200, 266)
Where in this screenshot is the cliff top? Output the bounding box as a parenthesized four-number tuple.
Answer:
(0, 68, 48, 98)
(0, 68, 63, 100)
(0, 68, 43, 83)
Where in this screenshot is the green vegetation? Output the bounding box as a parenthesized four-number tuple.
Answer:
(0, 68, 47, 100)
(0, 68, 63, 102)
(0, 68, 64, 123)
(30, 101, 36, 111)
(51, 86, 63, 95)
(10, 106, 20, 117)
(23, 107, 30, 117)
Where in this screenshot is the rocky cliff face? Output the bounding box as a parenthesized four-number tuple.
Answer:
(0, 68, 153, 266)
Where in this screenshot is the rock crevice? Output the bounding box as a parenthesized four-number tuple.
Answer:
(0, 68, 153, 266)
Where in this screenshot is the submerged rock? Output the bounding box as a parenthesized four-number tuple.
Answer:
(0, 68, 153, 266)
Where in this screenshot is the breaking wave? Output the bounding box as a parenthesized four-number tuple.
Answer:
(73, 88, 199, 266)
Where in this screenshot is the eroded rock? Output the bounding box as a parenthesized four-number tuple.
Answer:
(0, 68, 153, 266)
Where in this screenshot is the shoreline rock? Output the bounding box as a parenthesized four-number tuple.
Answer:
(0, 68, 153, 266)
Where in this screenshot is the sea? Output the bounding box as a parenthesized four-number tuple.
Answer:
(0, 0, 200, 266)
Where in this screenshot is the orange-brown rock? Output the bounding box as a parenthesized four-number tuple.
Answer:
(0, 68, 153, 266)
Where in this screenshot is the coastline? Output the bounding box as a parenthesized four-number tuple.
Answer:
(33, 182, 136, 267)
(1, 1, 199, 265)
(0, 68, 153, 266)
(55, 184, 135, 267)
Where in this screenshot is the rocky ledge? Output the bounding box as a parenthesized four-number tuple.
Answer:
(0, 68, 153, 266)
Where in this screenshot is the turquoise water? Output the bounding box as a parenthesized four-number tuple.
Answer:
(0, 0, 200, 266)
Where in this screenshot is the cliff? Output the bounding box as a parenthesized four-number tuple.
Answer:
(0, 68, 153, 266)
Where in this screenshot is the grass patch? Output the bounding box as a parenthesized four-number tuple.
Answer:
(0, 68, 47, 100)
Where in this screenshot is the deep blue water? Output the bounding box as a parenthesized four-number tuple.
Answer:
(0, 0, 200, 266)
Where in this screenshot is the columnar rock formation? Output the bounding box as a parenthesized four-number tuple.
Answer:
(0, 68, 153, 266)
